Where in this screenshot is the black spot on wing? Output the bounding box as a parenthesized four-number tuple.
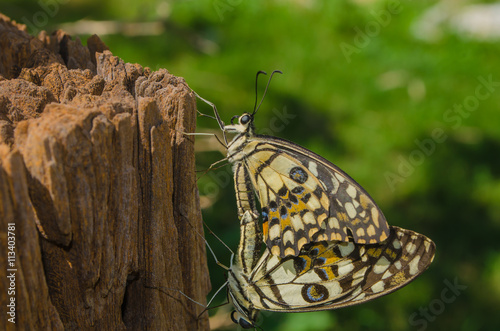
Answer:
(269, 217, 280, 228)
(301, 193, 311, 203)
(294, 256, 308, 274)
(312, 185, 323, 199)
(280, 205, 288, 218)
(290, 167, 308, 184)
(278, 186, 288, 197)
(313, 208, 326, 216)
(295, 229, 307, 242)
(270, 236, 282, 247)
(313, 257, 327, 267)
(315, 268, 329, 281)
(309, 247, 320, 257)
(301, 284, 329, 303)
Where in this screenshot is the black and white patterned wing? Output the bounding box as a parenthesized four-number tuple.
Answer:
(240, 136, 390, 258)
(246, 226, 435, 311)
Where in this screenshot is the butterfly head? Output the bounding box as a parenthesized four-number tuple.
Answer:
(224, 112, 255, 135)
(227, 275, 260, 329)
(222, 70, 282, 138)
(230, 310, 256, 329)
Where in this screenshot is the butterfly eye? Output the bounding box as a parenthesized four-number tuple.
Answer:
(231, 115, 239, 125)
(240, 114, 251, 125)
(231, 311, 254, 329)
(239, 318, 254, 329)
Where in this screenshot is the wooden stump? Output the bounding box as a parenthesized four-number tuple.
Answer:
(0, 13, 210, 330)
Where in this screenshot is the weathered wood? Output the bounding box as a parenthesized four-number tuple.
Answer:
(0, 13, 210, 330)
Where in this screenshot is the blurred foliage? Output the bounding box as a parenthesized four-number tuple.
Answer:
(3, 0, 500, 330)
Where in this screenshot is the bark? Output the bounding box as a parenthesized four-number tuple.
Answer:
(0, 13, 210, 330)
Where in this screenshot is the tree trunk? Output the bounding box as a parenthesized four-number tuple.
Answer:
(0, 13, 210, 330)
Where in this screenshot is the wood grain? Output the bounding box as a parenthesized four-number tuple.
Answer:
(0, 13, 210, 330)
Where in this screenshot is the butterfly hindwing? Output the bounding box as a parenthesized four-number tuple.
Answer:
(226, 210, 435, 328)
(245, 226, 435, 312)
(240, 137, 390, 258)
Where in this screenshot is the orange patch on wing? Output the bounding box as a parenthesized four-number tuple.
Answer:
(359, 193, 371, 209)
(367, 247, 383, 258)
(297, 256, 313, 275)
(268, 209, 280, 221)
(280, 214, 292, 229)
(319, 248, 342, 264)
(319, 266, 337, 280)
(284, 190, 310, 223)
(262, 220, 269, 239)
(337, 212, 348, 223)
(385, 248, 397, 260)
(352, 218, 362, 226)
(390, 271, 406, 286)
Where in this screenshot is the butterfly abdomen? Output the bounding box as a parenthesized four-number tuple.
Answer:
(234, 163, 258, 218)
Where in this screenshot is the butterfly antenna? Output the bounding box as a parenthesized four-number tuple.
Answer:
(253, 70, 267, 113)
(252, 69, 283, 116)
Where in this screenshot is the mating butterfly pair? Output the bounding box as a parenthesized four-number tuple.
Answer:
(195, 71, 435, 328)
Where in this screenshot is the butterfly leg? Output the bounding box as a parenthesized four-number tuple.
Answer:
(195, 157, 230, 184)
(179, 129, 228, 150)
(191, 90, 228, 146)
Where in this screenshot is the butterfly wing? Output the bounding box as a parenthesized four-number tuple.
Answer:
(246, 226, 435, 312)
(240, 135, 390, 258)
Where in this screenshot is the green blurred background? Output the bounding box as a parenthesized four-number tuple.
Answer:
(3, 0, 500, 330)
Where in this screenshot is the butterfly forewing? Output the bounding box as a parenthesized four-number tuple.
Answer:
(245, 226, 435, 312)
(240, 136, 391, 258)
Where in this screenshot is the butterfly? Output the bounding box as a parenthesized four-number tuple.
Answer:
(195, 71, 390, 258)
(226, 210, 436, 329)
